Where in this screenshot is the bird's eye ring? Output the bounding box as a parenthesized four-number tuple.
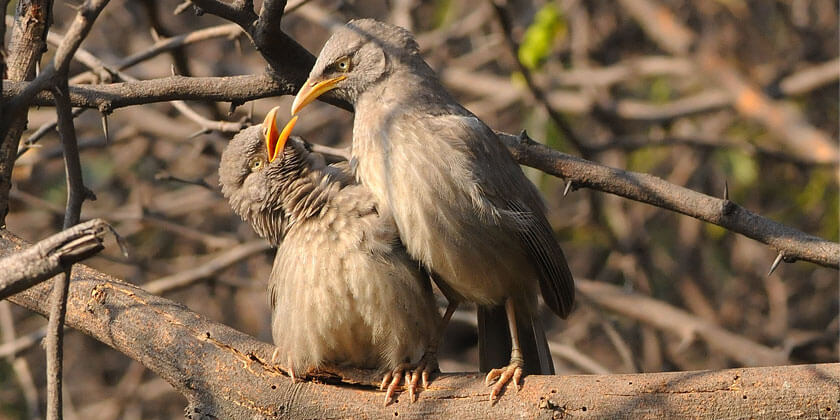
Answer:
(249, 157, 264, 171)
(335, 56, 351, 72)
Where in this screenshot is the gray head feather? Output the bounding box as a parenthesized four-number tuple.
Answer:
(218, 125, 330, 244)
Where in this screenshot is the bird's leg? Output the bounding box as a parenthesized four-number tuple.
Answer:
(484, 297, 524, 403)
(407, 299, 458, 401)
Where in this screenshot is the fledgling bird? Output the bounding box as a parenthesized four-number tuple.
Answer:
(218, 108, 442, 404)
(292, 19, 575, 401)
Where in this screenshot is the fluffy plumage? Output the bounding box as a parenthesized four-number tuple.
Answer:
(219, 125, 439, 376)
(297, 19, 575, 398)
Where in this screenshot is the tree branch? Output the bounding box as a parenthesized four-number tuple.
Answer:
(4, 74, 833, 269)
(3, 74, 290, 111)
(1, 229, 837, 419)
(499, 132, 839, 268)
(577, 279, 788, 366)
(0, 218, 112, 300)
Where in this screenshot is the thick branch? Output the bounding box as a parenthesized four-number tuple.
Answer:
(1, 230, 837, 419)
(499, 132, 840, 268)
(0, 219, 111, 300)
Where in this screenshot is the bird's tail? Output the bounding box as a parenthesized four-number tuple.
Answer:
(477, 305, 554, 375)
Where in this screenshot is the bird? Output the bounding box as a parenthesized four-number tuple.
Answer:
(291, 19, 575, 402)
(218, 107, 444, 404)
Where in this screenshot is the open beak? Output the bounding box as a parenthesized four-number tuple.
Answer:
(290, 75, 346, 116)
(262, 107, 297, 163)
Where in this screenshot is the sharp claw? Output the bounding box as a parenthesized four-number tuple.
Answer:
(384, 374, 400, 406)
(422, 371, 429, 389)
(380, 373, 391, 391)
(484, 370, 497, 387)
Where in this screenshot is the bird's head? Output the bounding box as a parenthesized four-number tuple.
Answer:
(219, 107, 302, 242)
(291, 19, 420, 115)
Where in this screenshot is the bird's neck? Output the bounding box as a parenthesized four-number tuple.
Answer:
(275, 150, 340, 234)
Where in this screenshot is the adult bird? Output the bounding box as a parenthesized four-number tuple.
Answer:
(219, 108, 444, 404)
(291, 19, 575, 401)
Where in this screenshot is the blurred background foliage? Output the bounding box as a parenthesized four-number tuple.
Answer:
(1, 0, 838, 418)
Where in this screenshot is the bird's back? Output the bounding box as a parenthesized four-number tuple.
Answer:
(353, 71, 573, 318)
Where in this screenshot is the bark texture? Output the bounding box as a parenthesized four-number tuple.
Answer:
(2, 229, 837, 419)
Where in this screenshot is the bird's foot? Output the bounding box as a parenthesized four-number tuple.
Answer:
(484, 357, 524, 403)
(407, 351, 439, 402)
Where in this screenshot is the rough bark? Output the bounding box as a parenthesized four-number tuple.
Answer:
(2, 229, 837, 419)
(0, 218, 111, 299)
(0, 0, 53, 222)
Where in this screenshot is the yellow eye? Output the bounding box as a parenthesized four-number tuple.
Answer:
(335, 56, 351, 72)
(249, 157, 263, 171)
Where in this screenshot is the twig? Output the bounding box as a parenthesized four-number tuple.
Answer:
(0, 324, 47, 358)
(549, 341, 611, 374)
(44, 268, 70, 420)
(54, 81, 91, 229)
(778, 57, 840, 96)
(0, 302, 41, 420)
(577, 279, 788, 366)
(490, 0, 588, 157)
(143, 240, 271, 295)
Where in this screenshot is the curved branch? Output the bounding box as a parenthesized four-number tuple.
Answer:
(1, 230, 837, 419)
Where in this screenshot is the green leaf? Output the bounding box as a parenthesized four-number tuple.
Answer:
(518, 4, 566, 70)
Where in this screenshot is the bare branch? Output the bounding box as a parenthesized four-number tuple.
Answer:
(0, 302, 41, 420)
(143, 240, 271, 295)
(44, 268, 69, 420)
(577, 279, 788, 366)
(0, 219, 112, 300)
(3, 74, 291, 111)
(778, 57, 840, 96)
(499, 132, 840, 268)
(491, 0, 587, 157)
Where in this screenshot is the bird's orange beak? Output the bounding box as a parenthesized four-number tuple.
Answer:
(290, 75, 346, 116)
(263, 107, 297, 163)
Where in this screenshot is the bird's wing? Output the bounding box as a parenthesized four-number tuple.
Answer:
(505, 199, 575, 318)
(415, 112, 575, 318)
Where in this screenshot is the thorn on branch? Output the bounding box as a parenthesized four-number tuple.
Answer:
(563, 181, 574, 197)
(174, 0, 193, 15)
(83, 186, 97, 202)
(723, 180, 729, 201)
(228, 101, 242, 116)
(188, 128, 211, 139)
(149, 27, 162, 42)
(100, 112, 109, 144)
(767, 252, 784, 276)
